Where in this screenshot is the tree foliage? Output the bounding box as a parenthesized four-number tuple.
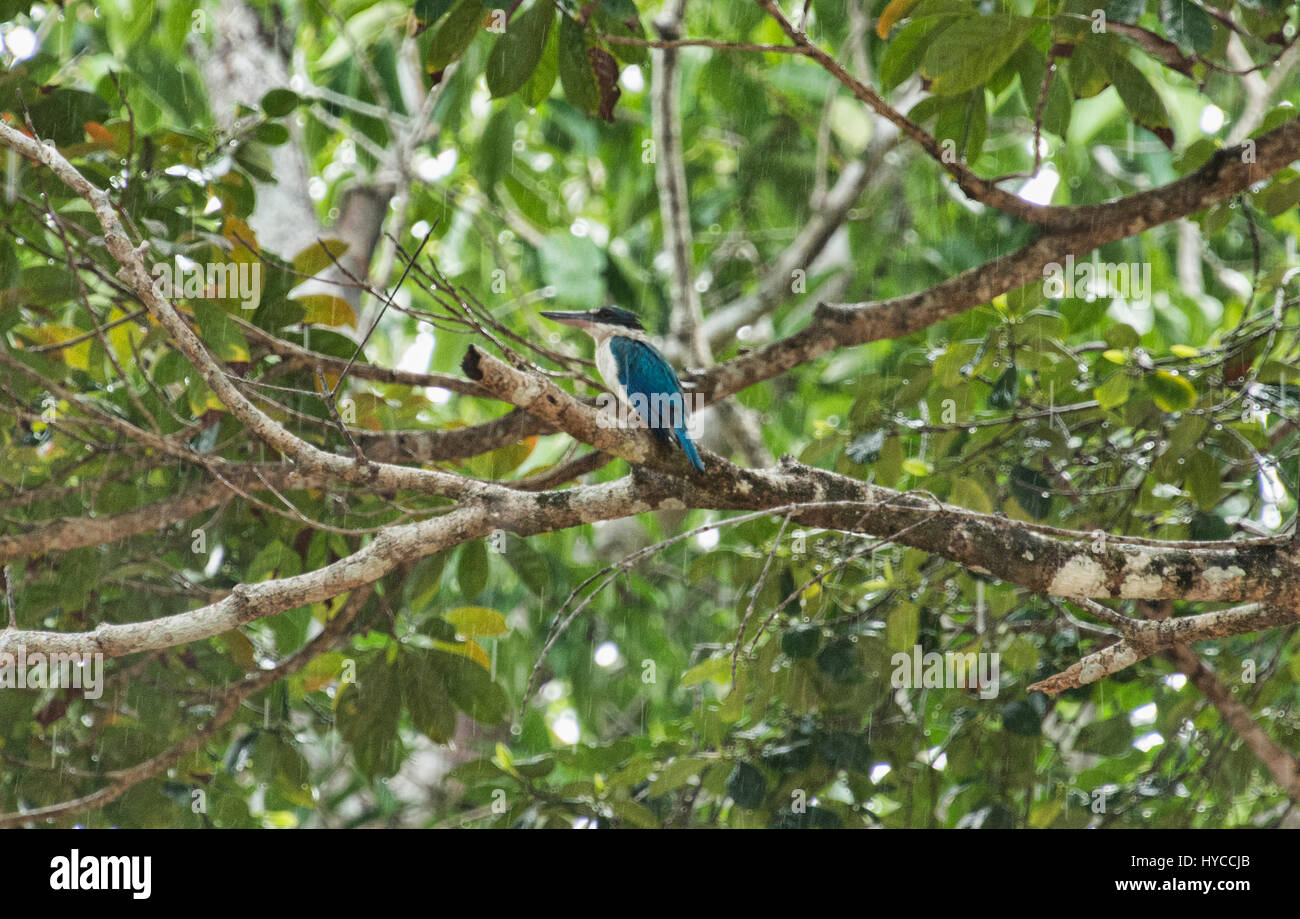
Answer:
(0, 0, 1298, 829)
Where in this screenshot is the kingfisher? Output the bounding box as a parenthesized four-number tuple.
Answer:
(541, 307, 705, 472)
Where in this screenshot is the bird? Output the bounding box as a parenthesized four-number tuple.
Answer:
(540, 307, 705, 472)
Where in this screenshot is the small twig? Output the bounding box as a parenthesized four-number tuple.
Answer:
(315, 368, 368, 465)
(521, 499, 908, 716)
(732, 512, 791, 680)
(332, 223, 435, 399)
(2, 564, 15, 629)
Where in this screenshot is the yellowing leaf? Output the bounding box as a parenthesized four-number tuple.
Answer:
(445, 606, 509, 638)
(1170, 344, 1199, 358)
(433, 638, 492, 670)
(29, 324, 91, 370)
(222, 215, 260, 255)
(1095, 372, 1131, 410)
(1102, 349, 1127, 364)
(292, 238, 350, 279)
(297, 294, 357, 328)
(219, 629, 257, 670)
(876, 0, 920, 38)
(951, 477, 993, 514)
(84, 121, 115, 144)
(1148, 370, 1197, 412)
(902, 458, 932, 477)
(493, 741, 519, 777)
(681, 655, 731, 687)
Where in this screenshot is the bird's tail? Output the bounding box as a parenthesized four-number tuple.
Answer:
(677, 426, 705, 473)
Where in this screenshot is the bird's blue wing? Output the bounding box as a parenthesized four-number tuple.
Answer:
(608, 336, 688, 442)
(607, 337, 704, 471)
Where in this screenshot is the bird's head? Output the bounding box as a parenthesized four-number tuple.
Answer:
(540, 307, 645, 339)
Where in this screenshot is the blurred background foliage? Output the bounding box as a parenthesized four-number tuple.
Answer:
(0, 0, 1297, 827)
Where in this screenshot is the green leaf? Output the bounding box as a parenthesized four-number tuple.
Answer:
(816, 638, 861, 682)
(1074, 716, 1133, 755)
(886, 604, 920, 653)
(445, 606, 509, 637)
(781, 623, 821, 659)
(486, 0, 555, 98)
(558, 13, 598, 114)
(456, 539, 489, 599)
(1009, 465, 1053, 519)
(1261, 172, 1300, 218)
(505, 537, 553, 597)
(682, 655, 731, 687)
(260, 88, 300, 117)
(539, 232, 606, 307)
(1146, 370, 1197, 412)
(610, 798, 661, 828)
(1185, 450, 1221, 511)
(336, 652, 404, 778)
(875, 434, 904, 486)
(934, 88, 988, 162)
(1042, 66, 1073, 138)
(988, 365, 1020, 410)
(1067, 39, 1110, 98)
(522, 15, 561, 106)
(951, 477, 993, 514)
(1107, 0, 1146, 22)
(1160, 0, 1215, 53)
(438, 650, 509, 724)
(399, 649, 458, 744)
(921, 14, 1035, 95)
(648, 756, 710, 796)
(880, 17, 957, 93)
(427, 0, 483, 72)
(415, 0, 457, 23)
(1093, 42, 1171, 134)
(1000, 699, 1042, 736)
(291, 239, 350, 278)
(406, 551, 447, 611)
(725, 762, 767, 809)
(1095, 372, 1132, 410)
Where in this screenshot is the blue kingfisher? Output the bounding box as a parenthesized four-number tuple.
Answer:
(541, 307, 705, 472)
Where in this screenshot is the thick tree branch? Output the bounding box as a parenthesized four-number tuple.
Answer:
(1027, 602, 1298, 694)
(462, 344, 1300, 606)
(692, 118, 1300, 404)
(0, 581, 376, 828)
